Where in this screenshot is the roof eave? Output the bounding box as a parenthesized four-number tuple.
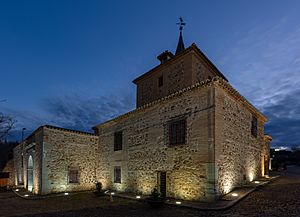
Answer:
(132, 43, 229, 84)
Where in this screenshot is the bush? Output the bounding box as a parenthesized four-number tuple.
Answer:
(94, 182, 105, 197)
(96, 182, 102, 192)
(147, 186, 164, 208)
(151, 187, 161, 199)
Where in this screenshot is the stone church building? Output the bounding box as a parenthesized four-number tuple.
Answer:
(12, 31, 272, 201)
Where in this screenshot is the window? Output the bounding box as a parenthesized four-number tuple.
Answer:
(158, 76, 163, 87)
(68, 167, 79, 183)
(251, 116, 258, 137)
(0, 172, 9, 179)
(114, 166, 121, 183)
(169, 119, 186, 146)
(114, 131, 123, 151)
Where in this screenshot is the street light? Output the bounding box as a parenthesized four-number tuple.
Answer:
(21, 128, 26, 143)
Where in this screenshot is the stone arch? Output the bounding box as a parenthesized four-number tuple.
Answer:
(27, 155, 34, 192)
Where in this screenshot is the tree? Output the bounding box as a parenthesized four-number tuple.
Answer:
(0, 112, 16, 141)
(291, 145, 300, 152)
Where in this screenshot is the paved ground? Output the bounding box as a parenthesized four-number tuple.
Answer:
(1, 167, 300, 217)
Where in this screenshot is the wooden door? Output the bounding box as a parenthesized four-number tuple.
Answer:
(159, 171, 167, 198)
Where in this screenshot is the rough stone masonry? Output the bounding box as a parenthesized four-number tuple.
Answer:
(11, 41, 270, 202)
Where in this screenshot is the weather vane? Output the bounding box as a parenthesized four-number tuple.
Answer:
(176, 17, 186, 32)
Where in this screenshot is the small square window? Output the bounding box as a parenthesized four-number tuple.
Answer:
(158, 76, 163, 87)
(68, 167, 79, 183)
(251, 116, 258, 137)
(169, 119, 186, 146)
(114, 166, 121, 183)
(114, 131, 123, 151)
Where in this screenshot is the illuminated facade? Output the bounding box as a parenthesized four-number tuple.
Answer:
(93, 42, 270, 201)
(13, 125, 98, 194)
(13, 39, 270, 201)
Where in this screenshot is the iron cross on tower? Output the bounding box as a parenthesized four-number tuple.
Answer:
(176, 17, 186, 32)
(175, 17, 186, 54)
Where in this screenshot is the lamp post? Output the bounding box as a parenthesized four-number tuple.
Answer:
(21, 128, 26, 143)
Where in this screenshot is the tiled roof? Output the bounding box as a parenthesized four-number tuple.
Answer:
(43, 125, 96, 136)
(20, 125, 97, 145)
(95, 76, 267, 128)
(132, 43, 228, 84)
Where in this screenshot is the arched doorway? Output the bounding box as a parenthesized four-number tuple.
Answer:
(27, 155, 34, 192)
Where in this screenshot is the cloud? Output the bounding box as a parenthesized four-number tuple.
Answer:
(41, 92, 135, 132)
(0, 107, 47, 141)
(218, 18, 300, 146)
(264, 89, 300, 146)
(1, 92, 135, 141)
(2, 16, 299, 147)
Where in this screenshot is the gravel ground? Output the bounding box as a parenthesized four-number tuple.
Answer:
(1, 167, 300, 217)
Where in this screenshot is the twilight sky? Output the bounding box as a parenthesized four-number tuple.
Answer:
(0, 0, 299, 147)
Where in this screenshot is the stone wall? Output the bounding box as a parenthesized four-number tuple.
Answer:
(192, 53, 215, 83)
(13, 126, 99, 194)
(11, 77, 267, 201)
(263, 135, 272, 175)
(135, 47, 217, 108)
(22, 128, 44, 194)
(42, 127, 98, 194)
(136, 52, 194, 107)
(214, 83, 266, 195)
(2, 159, 15, 187)
(96, 83, 216, 201)
(13, 144, 23, 185)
